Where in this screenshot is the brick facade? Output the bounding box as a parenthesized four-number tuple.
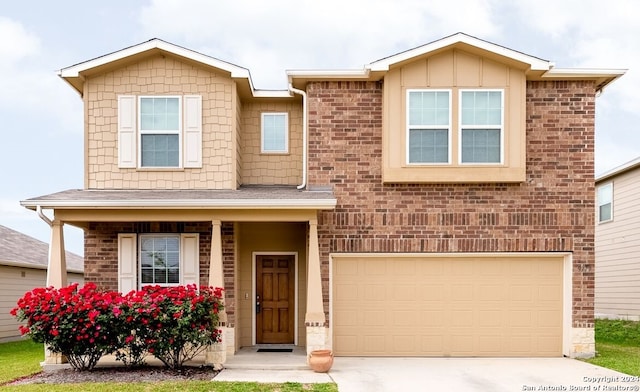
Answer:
(306, 80, 596, 328)
(84, 221, 237, 324)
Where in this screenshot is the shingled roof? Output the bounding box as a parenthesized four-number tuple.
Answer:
(0, 225, 83, 273)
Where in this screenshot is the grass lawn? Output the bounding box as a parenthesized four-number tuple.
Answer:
(0, 340, 337, 391)
(0, 340, 44, 384)
(584, 319, 640, 376)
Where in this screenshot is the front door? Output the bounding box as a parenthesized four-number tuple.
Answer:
(256, 255, 295, 344)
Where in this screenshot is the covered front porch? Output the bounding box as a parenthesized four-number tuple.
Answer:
(20, 187, 336, 366)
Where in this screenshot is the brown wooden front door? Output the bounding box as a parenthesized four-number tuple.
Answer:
(256, 255, 295, 344)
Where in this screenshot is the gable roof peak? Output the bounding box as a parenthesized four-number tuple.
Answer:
(367, 32, 551, 72)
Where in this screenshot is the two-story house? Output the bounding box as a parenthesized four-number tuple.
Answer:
(595, 157, 640, 320)
(21, 33, 624, 364)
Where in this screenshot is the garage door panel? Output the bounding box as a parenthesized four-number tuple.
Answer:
(451, 285, 474, 300)
(420, 285, 446, 300)
(478, 310, 503, 327)
(332, 255, 563, 357)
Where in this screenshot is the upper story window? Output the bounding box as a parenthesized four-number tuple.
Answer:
(597, 183, 613, 223)
(139, 97, 181, 167)
(407, 90, 450, 164)
(140, 235, 180, 286)
(261, 113, 289, 153)
(406, 89, 503, 166)
(460, 90, 503, 164)
(117, 95, 202, 169)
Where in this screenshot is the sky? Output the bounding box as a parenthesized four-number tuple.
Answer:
(1, 0, 638, 256)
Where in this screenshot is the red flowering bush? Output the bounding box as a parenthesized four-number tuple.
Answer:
(10, 283, 123, 370)
(11, 283, 224, 371)
(129, 285, 224, 369)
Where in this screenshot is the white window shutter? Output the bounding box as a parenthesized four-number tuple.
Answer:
(181, 233, 200, 286)
(118, 95, 137, 168)
(118, 233, 138, 293)
(183, 95, 202, 168)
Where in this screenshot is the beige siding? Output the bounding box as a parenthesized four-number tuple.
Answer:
(596, 169, 640, 320)
(0, 265, 84, 342)
(235, 91, 243, 188)
(85, 54, 235, 190)
(240, 101, 303, 185)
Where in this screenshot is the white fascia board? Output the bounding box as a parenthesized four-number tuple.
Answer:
(542, 68, 627, 79)
(21, 198, 338, 210)
(286, 69, 370, 79)
(596, 155, 640, 182)
(59, 39, 251, 79)
(253, 90, 295, 98)
(367, 33, 551, 72)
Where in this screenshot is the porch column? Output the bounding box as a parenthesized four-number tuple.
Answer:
(46, 219, 68, 288)
(306, 219, 328, 354)
(44, 219, 68, 365)
(206, 220, 227, 367)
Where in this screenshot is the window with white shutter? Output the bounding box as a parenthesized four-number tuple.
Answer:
(119, 233, 200, 289)
(117, 95, 202, 169)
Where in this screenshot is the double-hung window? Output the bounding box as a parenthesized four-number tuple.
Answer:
(261, 113, 289, 153)
(460, 90, 503, 164)
(597, 183, 613, 223)
(139, 97, 181, 167)
(117, 95, 201, 169)
(140, 235, 180, 286)
(407, 90, 451, 164)
(118, 233, 199, 292)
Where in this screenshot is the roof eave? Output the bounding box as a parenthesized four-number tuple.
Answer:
(21, 199, 338, 211)
(541, 68, 627, 92)
(57, 38, 279, 97)
(596, 156, 640, 182)
(0, 259, 83, 274)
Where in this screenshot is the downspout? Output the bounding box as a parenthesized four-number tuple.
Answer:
(36, 205, 53, 227)
(289, 84, 307, 190)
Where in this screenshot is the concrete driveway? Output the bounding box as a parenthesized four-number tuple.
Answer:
(329, 357, 640, 392)
(215, 351, 640, 391)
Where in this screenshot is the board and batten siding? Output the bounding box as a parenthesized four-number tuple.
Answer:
(595, 168, 640, 320)
(0, 265, 84, 342)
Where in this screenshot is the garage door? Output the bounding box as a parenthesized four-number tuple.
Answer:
(332, 254, 564, 357)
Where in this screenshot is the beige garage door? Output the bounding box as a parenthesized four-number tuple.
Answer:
(332, 254, 564, 357)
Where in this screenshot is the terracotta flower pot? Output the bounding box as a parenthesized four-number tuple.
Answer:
(308, 349, 334, 372)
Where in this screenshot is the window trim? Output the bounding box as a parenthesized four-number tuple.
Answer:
(458, 89, 504, 165)
(405, 89, 452, 165)
(597, 182, 614, 223)
(138, 96, 183, 168)
(261, 112, 289, 154)
(138, 233, 181, 288)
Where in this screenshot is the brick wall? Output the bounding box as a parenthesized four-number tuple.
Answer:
(307, 80, 596, 328)
(84, 221, 236, 324)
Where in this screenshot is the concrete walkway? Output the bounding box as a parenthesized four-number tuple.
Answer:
(213, 351, 640, 391)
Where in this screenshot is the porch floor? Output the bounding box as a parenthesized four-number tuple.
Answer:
(225, 345, 308, 370)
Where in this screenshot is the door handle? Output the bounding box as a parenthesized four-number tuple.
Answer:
(256, 295, 261, 314)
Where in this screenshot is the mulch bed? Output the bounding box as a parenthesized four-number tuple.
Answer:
(6, 366, 220, 385)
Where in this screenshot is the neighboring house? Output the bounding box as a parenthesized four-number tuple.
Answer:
(0, 225, 84, 342)
(20, 33, 624, 363)
(595, 157, 640, 320)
